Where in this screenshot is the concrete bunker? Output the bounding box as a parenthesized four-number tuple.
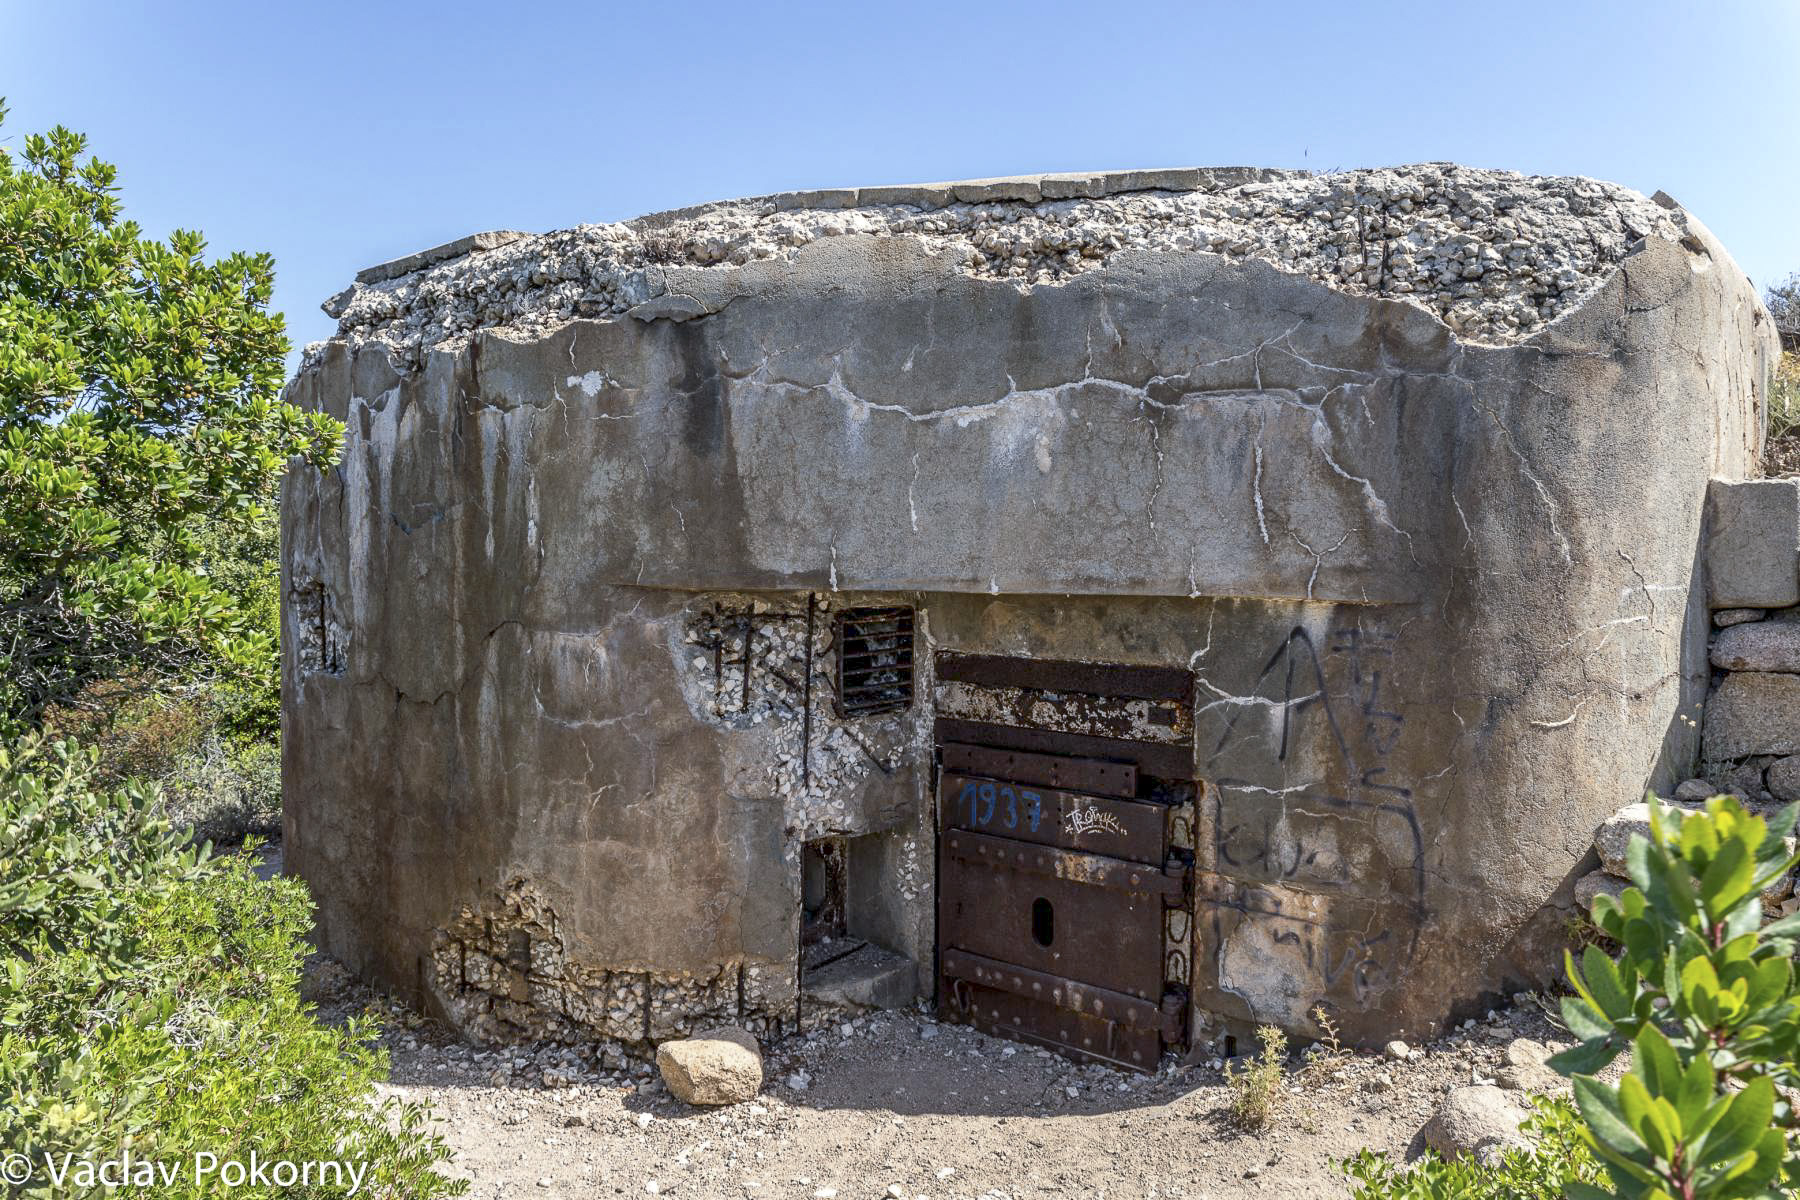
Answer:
(282, 164, 1775, 1067)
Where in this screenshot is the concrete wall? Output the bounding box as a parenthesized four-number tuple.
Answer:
(283, 168, 1775, 1050)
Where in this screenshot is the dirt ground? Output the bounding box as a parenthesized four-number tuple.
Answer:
(256, 841, 1575, 1199)
(301, 951, 1573, 1200)
(1765, 432, 1800, 478)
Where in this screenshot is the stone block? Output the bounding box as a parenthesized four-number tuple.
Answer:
(950, 177, 1043, 205)
(1038, 172, 1109, 200)
(855, 183, 954, 209)
(1714, 608, 1767, 627)
(1705, 672, 1800, 760)
(1099, 167, 1205, 193)
(801, 942, 915, 1010)
(355, 230, 529, 285)
(769, 188, 858, 212)
(1706, 478, 1800, 609)
(1673, 778, 1717, 801)
(1712, 620, 1800, 672)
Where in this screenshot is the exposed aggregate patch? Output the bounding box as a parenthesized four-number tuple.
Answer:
(315, 164, 1683, 373)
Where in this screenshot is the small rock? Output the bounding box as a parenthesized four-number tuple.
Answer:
(1503, 1038, 1547, 1069)
(636, 1112, 653, 1129)
(786, 1071, 811, 1092)
(1764, 871, 1795, 905)
(1422, 1085, 1529, 1161)
(1496, 1062, 1563, 1092)
(1383, 1040, 1409, 1061)
(919, 1024, 939, 1041)
(1673, 778, 1717, 802)
(814, 1190, 837, 1199)
(656, 1026, 763, 1107)
(1767, 756, 1800, 804)
(1714, 608, 1766, 628)
(1574, 870, 1629, 909)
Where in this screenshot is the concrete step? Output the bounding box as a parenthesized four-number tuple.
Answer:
(801, 940, 916, 1010)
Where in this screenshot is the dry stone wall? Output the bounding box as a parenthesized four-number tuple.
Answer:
(1571, 477, 1800, 923)
(1701, 478, 1800, 804)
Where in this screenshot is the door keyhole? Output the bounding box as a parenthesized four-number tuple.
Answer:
(1031, 897, 1054, 947)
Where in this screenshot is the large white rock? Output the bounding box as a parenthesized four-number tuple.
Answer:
(1422, 1085, 1529, 1162)
(656, 1026, 764, 1106)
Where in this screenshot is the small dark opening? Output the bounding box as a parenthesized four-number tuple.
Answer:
(801, 837, 847, 946)
(1031, 897, 1054, 947)
(834, 605, 915, 717)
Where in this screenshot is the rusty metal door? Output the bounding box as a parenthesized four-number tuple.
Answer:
(932, 654, 1196, 1072)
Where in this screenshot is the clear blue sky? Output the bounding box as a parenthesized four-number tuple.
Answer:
(4, 1, 1797, 368)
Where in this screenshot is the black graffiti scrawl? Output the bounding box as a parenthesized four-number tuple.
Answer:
(1192, 621, 1428, 1031)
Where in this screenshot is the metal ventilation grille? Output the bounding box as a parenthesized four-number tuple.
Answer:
(834, 605, 915, 717)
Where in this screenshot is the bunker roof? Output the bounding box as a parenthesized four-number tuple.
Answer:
(314, 164, 1686, 371)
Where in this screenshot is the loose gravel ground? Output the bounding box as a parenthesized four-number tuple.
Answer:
(303, 951, 1575, 1200)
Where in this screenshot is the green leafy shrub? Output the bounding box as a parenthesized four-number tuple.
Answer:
(0, 736, 463, 1198)
(1772, 352, 1800, 444)
(46, 688, 282, 844)
(0, 737, 205, 966)
(0, 106, 340, 734)
(1552, 795, 1800, 1198)
(1343, 1097, 1605, 1200)
(1225, 1024, 1288, 1131)
(155, 734, 281, 845)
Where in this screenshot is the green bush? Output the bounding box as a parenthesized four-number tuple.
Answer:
(0, 736, 463, 1198)
(0, 107, 340, 734)
(1224, 1024, 1288, 1131)
(1343, 795, 1799, 1200)
(156, 734, 281, 845)
(1552, 795, 1800, 1198)
(1772, 352, 1800, 444)
(1342, 1097, 1605, 1200)
(0, 738, 205, 968)
(46, 689, 282, 844)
